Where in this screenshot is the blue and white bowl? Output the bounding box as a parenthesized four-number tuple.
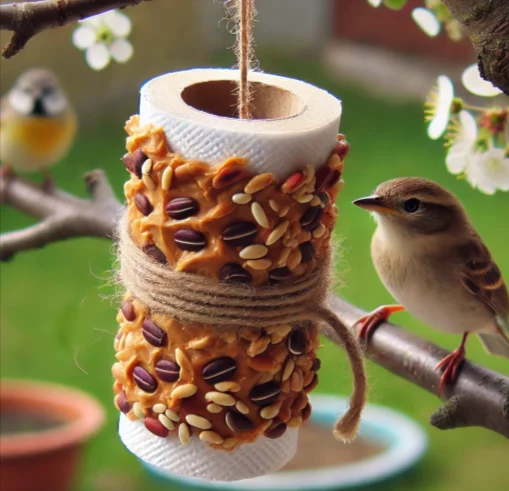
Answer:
(142, 394, 428, 490)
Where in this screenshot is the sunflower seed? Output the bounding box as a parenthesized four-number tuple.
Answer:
(202, 357, 237, 384)
(166, 197, 199, 220)
(287, 248, 302, 270)
(249, 381, 281, 406)
(278, 205, 290, 217)
(205, 391, 236, 407)
(312, 223, 326, 238)
(288, 330, 307, 355)
(288, 416, 303, 428)
(219, 263, 252, 283)
(142, 319, 167, 347)
(265, 421, 287, 439)
(225, 411, 254, 432)
(247, 336, 271, 356)
(155, 359, 180, 383)
(223, 437, 238, 448)
(222, 222, 258, 246)
(245, 258, 272, 270)
(141, 158, 153, 175)
(174, 229, 207, 251)
(134, 193, 153, 216)
(142, 244, 167, 264)
(133, 366, 157, 393)
(268, 267, 293, 283)
(299, 241, 315, 263)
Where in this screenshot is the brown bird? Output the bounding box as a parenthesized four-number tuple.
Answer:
(353, 177, 509, 394)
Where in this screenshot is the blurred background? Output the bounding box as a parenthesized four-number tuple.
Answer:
(1, 1, 508, 490)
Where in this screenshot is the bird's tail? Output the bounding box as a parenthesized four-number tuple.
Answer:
(478, 329, 509, 359)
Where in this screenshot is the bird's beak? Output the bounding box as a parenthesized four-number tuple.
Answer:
(353, 195, 395, 214)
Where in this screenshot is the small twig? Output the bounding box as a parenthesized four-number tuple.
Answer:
(327, 296, 509, 438)
(0, 0, 153, 58)
(237, 0, 254, 119)
(0, 170, 123, 260)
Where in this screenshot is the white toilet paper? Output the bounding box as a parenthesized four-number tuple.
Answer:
(139, 68, 342, 177)
(119, 415, 298, 481)
(120, 68, 343, 481)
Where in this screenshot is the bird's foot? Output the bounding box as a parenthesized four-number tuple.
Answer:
(435, 337, 467, 396)
(41, 173, 55, 193)
(353, 304, 405, 340)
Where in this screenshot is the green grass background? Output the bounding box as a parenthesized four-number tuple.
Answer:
(1, 56, 508, 490)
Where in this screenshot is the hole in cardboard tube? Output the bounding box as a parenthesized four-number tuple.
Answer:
(181, 80, 305, 120)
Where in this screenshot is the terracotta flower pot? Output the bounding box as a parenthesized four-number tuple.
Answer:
(0, 380, 105, 491)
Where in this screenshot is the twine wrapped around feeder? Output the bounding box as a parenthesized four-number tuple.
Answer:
(112, 69, 366, 482)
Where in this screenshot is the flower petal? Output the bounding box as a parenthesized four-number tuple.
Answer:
(81, 13, 104, 28)
(368, 0, 383, 6)
(428, 75, 454, 139)
(467, 148, 509, 194)
(110, 38, 133, 63)
(412, 8, 441, 37)
(85, 42, 111, 71)
(446, 147, 468, 174)
(458, 110, 478, 142)
(462, 63, 503, 97)
(72, 26, 96, 50)
(104, 10, 131, 38)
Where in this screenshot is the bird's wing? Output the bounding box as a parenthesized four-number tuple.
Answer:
(457, 236, 509, 329)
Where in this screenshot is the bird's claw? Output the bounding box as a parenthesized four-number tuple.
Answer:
(435, 347, 466, 396)
(353, 304, 405, 340)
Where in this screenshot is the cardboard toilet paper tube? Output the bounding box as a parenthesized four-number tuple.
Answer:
(115, 68, 347, 481)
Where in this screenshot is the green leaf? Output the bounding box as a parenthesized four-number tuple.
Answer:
(384, 0, 408, 9)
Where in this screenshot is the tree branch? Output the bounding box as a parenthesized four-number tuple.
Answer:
(0, 0, 153, 58)
(443, 0, 509, 95)
(0, 170, 123, 260)
(1, 171, 507, 438)
(326, 297, 509, 438)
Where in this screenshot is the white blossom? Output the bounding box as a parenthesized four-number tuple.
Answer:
(72, 10, 133, 71)
(427, 76, 454, 140)
(412, 8, 441, 37)
(462, 64, 503, 98)
(367, 0, 383, 7)
(445, 111, 477, 175)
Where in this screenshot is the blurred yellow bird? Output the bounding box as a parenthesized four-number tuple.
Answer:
(0, 68, 77, 186)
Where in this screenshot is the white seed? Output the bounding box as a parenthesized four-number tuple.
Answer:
(277, 247, 292, 267)
(269, 199, 280, 212)
(141, 158, 153, 175)
(188, 336, 211, 349)
(251, 202, 269, 228)
(239, 244, 268, 260)
(248, 336, 271, 356)
(178, 423, 190, 445)
(172, 384, 198, 400)
(282, 358, 295, 381)
(265, 324, 292, 336)
(199, 430, 224, 445)
(161, 166, 174, 191)
(158, 413, 175, 430)
(288, 416, 303, 428)
(236, 401, 250, 415)
(205, 392, 236, 407)
(223, 437, 238, 449)
(133, 402, 145, 419)
(312, 223, 326, 238)
(244, 173, 273, 194)
(295, 193, 314, 204)
(215, 381, 241, 393)
(175, 348, 189, 371)
(186, 414, 212, 430)
(207, 403, 223, 414)
(311, 195, 321, 207)
(266, 220, 290, 246)
(142, 173, 156, 190)
(165, 409, 180, 422)
(232, 193, 252, 204)
(245, 259, 272, 270)
(287, 248, 302, 270)
(278, 205, 290, 217)
(153, 403, 167, 414)
(260, 404, 281, 420)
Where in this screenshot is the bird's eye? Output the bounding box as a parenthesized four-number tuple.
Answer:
(403, 198, 420, 213)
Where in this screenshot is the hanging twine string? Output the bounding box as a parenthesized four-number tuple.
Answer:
(117, 214, 366, 442)
(235, 0, 255, 119)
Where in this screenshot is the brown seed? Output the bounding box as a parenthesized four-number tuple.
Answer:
(299, 241, 315, 263)
(314, 164, 334, 192)
(282, 358, 295, 382)
(290, 369, 304, 392)
(172, 384, 198, 399)
(251, 202, 269, 228)
(122, 149, 146, 178)
(142, 244, 167, 264)
(178, 423, 190, 445)
(144, 417, 169, 438)
(318, 191, 330, 207)
(225, 411, 254, 433)
(142, 319, 167, 347)
(300, 206, 323, 231)
(265, 421, 287, 439)
(200, 431, 224, 445)
(282, 172, 304, 194)
(116, 391, 131, 414)
(155, 359, 180, 383)
(134, 193, 153, 216)
(249, 381, 281, 406)
(288, 330, 308, 355)
(292, 393, 308, 412)
(202, 357, 237, 385)
(188, 336, 211, 349)
(312, 223, 326, 238)
(205, 391, 236, 407)
(305, 374, 319, 391)
(303, 371, 315, 387)
(133, 366, 157, 393)
(327, 169, 341, 189)
(185, 414, 212, 430)
(287, 248, 302, 270)
(333, 139, 350, 161)
(288, 416, 303, 428)
(219, 263, 252, 283)
(247, 336, 271, 357)
(121, 300, 136, 321)
(212, 162, 247, 189)
(174, 162, 208, 180)
(269, 267, 293, 283)
(166, 197, 199, 220)
(312, 358, 321, 372)
(174, 229, 207, 251)
(158, 414, 175, 431)
(302, 403, 312, 421)
(244, 173, 274, 194)
(222, 222, 258, 246)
